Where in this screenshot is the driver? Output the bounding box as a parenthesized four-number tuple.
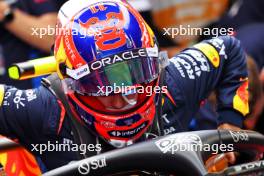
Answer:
(0, 0, 249, 172)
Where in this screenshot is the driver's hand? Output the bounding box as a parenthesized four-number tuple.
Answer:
(0, 1, 10, 22)
(217, 123, 241, 164)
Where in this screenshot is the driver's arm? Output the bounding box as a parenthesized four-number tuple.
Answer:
(0, 85, 62, 145)
(204, 36, 248, 127)
(168, 36, 248, 128)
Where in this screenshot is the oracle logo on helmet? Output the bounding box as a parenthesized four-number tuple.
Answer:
(89, 48, 147, 71)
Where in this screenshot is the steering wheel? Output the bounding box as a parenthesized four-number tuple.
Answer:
(39, 130, 264, 176)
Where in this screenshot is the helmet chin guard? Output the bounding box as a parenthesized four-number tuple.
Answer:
(67, 84, 157, 148)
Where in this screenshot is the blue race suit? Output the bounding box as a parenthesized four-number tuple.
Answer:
(0, 36, 248, 171)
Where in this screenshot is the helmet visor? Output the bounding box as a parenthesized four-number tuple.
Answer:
(63, 55, 160, 96)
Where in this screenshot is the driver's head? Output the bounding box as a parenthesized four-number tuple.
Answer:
(54, 0, 161, 148)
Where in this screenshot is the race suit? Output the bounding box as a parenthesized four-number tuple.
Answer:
(0, 36, 248, 171)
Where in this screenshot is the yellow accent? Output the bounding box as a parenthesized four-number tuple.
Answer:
(8, 56, 56, 80)
(56, 37, 68, 64)
(145, 22, 155, 47)
(8, 66, 20, 80)
(29, 56, 56, 76)
(233, 80, 249, 116)
(0, 85, 4, 106)
(233, 95, 249, 116)
(162, 98, 165, 106)
(56, 38, 70, 79)
(19, 171, 25, 176)
(65, 58, 73, 69)
(11, 163, 16, 174)
(0, 153, 7, 167)
(194, 43, 220, 68)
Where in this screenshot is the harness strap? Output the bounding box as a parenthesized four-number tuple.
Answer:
(41, 74, 97, 159)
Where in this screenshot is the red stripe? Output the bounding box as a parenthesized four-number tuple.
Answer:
(34, 0, 48, 3)
(63, 28, 86, 68)
(57, 100, 66, 134)
(99, 5, 106, 11)
(91, 7, 97, 13)
(165, 90, 176, 106)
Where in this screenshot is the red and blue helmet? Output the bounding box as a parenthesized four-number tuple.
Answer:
(54, 0, 161, 148)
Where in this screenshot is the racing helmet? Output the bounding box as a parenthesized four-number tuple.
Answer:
(54, 0, 162, 148)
